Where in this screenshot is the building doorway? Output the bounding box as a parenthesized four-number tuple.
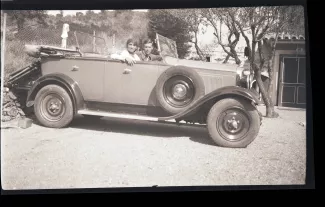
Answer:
(278, 55, 306, 108)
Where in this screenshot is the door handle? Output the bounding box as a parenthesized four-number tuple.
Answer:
(123, 68, 132, 74)
(71, 65, 79, 71)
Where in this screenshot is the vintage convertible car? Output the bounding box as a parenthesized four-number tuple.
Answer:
(7, 45, 263, 148)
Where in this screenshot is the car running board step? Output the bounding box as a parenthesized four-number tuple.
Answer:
(77, 109, 175, 122)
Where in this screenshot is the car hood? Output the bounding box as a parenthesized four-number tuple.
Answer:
(163, 56, 239, 72)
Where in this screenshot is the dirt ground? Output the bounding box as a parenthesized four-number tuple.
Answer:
(1, 106, 306, 190)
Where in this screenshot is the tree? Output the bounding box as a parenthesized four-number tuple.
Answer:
(148, 9, 192, 59)
(264, 6, 305, 102)
(202, 8, 242, 64)
(72, 10, 148, 50)
(227, 6, 304, 117)
(5, 10, 47, 31)
(200, 38, 220, 60)
(76, 12, 83, 18)
(166, 9, 207, 60)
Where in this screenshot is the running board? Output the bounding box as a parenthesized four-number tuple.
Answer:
(77, 109, 175, 122)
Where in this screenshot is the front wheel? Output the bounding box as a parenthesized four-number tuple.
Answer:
(34, 84, 74, 128)
(206, 98, 260, 148)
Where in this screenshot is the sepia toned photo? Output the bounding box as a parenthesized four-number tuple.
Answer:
(1, 6, 308, 190)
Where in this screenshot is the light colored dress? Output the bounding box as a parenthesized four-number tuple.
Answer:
(111, 50, 141, 61)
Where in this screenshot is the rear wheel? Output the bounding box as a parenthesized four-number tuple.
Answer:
(34, 84, 74, 128)
(206, 98, 260, 148)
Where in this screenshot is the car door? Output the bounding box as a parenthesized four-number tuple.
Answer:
(104, 60, 160, 105)
(41, 57, 105, 101)
(120, 61, 160, 105)
(103, 60, 125, 103)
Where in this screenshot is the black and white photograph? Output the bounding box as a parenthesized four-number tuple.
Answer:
(0, 2, 312, 191)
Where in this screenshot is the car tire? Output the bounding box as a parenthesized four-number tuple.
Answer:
(206, 98, 260, 148)
(155, 66, 205, 114)
(34, 84, 74, 128)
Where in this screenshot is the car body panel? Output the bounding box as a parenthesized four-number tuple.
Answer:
(41, 57, 105, 101)
(25, 73, 85, 113)
(163, 56, 240, 72)
(158, 86, 262, 121)
(159, 57, 238, 94)
(13, 45, 261, 124)
(104, 60, 160, 105)
(38, 56, 239, 108)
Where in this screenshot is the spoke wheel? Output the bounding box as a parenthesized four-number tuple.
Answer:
(207, 98, 260, 148)
(34, 84, 74, 128)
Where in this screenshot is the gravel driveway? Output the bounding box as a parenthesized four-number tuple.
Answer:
(1, 106, 306, 189)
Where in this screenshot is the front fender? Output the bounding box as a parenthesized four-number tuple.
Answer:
(158, 86, 262, 121)
(26, 73, 85, 113)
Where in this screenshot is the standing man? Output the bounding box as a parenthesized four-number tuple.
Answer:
(136, 39, 163, 62)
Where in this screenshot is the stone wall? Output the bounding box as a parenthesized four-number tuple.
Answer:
(2, 87, 26, 122)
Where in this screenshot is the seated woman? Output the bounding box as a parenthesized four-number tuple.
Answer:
(110, 38, 141, 65)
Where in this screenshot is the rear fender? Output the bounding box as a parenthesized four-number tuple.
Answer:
(158, 86, 262, 121)
(26, 73, 85, 113)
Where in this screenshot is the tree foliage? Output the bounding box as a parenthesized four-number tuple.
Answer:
(148, 9, 192, 59)
(202, 8, 242, 64)
(2, 10, 151, 75)
(166, 9, 208, 60)
(226, 6, 304, 117)
(5, 10, 47, 31)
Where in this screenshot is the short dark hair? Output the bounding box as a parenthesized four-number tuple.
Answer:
(143, 38, 153, 46)
(126, 38, 139, 48)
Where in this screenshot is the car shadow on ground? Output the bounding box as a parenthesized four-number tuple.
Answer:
(67, 116, 216, 146)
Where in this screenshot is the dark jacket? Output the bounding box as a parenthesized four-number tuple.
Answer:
(136, 50, 163, 61)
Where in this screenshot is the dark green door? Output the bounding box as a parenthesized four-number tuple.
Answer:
(279, 56, 306, 108)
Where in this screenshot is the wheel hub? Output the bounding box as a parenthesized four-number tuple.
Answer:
(217, 108, 250, 141)
(163, 75, 195, 108)
(226, 115, 241, 131)
(40, 94, 66, 122)
(223, 112, 243, 134)
(172, 83, 187, 100)
(49, 101, 62, 114)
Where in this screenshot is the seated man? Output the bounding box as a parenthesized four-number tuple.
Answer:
(136, 39, 163, 62)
